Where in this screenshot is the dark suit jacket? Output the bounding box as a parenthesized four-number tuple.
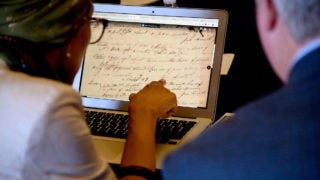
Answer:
(162, 46, 320, 179)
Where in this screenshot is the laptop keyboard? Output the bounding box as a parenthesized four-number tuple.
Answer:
(84, 110, 197, 144)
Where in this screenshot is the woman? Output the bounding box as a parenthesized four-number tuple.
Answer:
(0, 0, 177, 179)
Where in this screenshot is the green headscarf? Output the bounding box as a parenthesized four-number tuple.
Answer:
(0, 0, 93, 45)
(0, 0, 92, 81)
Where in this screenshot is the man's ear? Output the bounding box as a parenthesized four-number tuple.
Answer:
(256, 0, 278, 31)
(264, 0, 278, 31)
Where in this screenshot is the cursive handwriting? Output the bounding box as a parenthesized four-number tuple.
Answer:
(81, 22, 217, 107)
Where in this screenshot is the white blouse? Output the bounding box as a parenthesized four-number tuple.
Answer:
(0, 60, 117, 180)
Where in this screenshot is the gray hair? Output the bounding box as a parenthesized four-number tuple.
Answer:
(272, 0, 320, 43)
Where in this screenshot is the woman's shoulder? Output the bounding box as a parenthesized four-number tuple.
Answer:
(0, 65, 82, 115)
(2, 65, 78, 95)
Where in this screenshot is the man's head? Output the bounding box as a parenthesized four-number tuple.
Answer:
(255, 0, 320, 82)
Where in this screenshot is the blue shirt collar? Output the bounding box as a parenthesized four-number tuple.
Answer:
(292, 37, 320, 68)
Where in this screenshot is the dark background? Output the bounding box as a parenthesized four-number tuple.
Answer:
(93, 0, 283, 120)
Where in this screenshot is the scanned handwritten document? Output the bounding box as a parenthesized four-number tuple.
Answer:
(81, 22, 217, 107)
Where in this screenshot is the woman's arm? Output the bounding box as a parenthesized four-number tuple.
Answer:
(120, 79, 177, 180)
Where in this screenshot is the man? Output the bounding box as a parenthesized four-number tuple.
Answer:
(161, 0, 320, 179)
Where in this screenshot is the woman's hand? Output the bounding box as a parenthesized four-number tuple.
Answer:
(121, 79, 178, 174)
(128, 79, 178, 121)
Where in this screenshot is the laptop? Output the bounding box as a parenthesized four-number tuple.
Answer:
(73, 3, 228, 168)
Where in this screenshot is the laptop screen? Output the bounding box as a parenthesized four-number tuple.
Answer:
(73, 3, 228, 119)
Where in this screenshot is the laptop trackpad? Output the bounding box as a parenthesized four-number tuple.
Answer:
(92, 137, 125, 163)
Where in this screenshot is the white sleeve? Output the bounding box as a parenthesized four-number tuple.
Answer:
(22, 87, 117, 180)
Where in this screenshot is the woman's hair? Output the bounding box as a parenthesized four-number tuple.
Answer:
(272, 0, 320, 43)
(0, 35, 58, 79)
